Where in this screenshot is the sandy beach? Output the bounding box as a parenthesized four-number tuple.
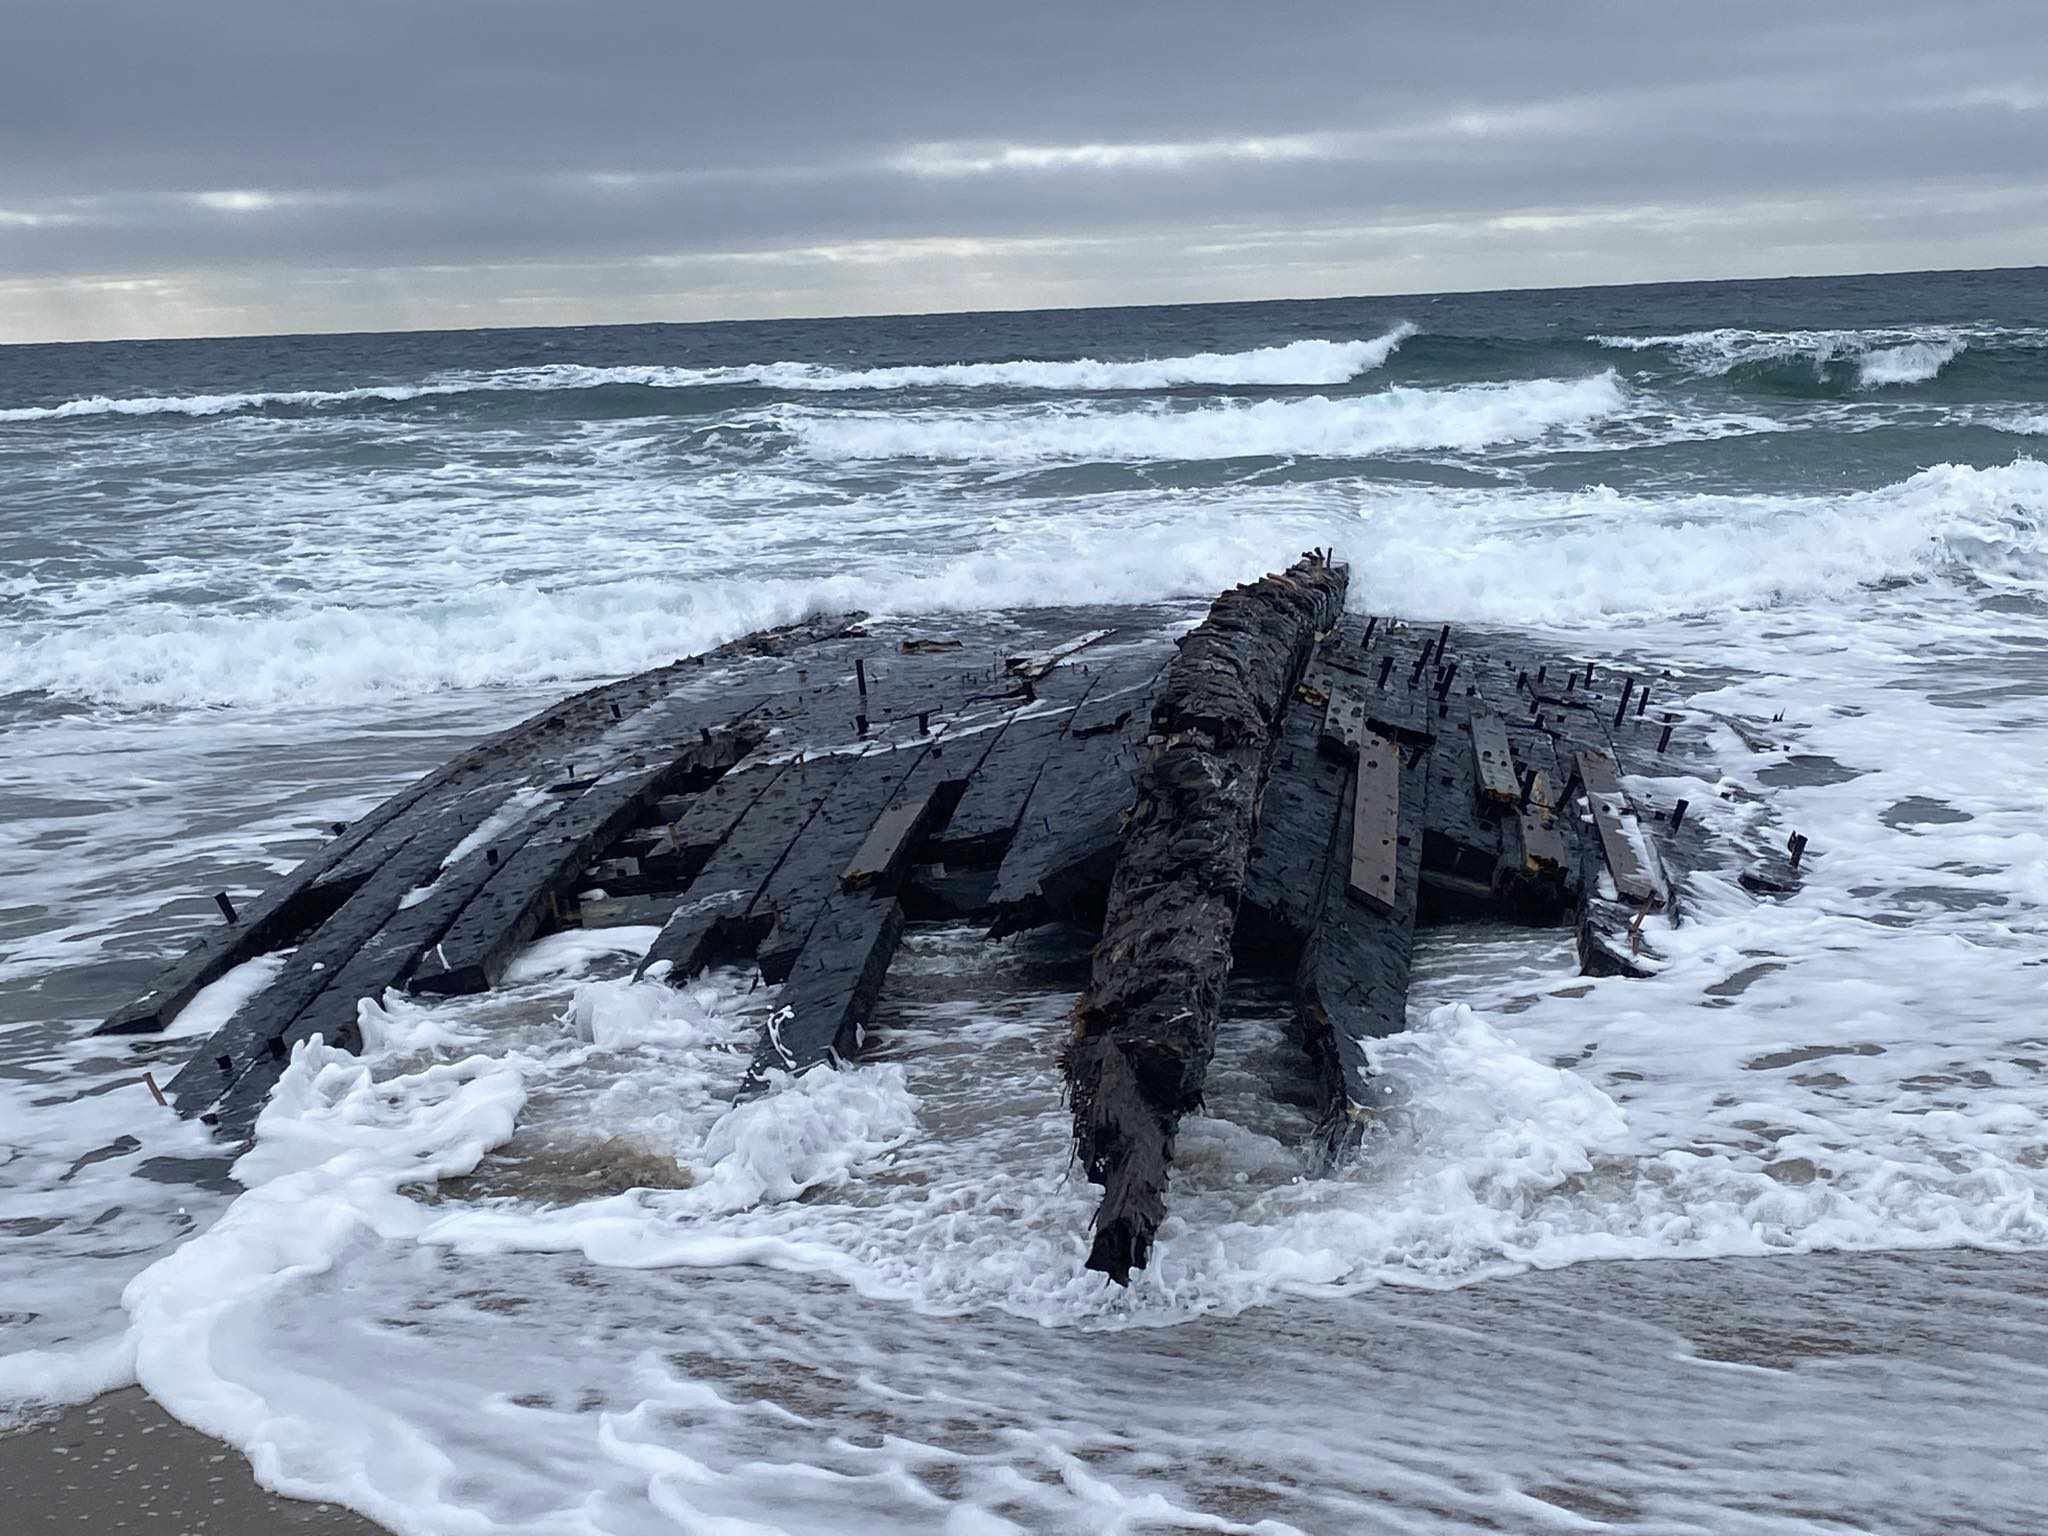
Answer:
(4, 1389, 387, 1535)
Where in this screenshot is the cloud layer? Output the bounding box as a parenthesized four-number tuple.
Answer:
(2, 1, 2044, 340)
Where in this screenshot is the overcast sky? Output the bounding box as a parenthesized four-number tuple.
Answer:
(3, 1, 2044, 343)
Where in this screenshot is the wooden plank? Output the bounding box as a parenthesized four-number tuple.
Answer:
(205, 804, 569, 1137)
(1575, 749, 1657, 903)
(93, 730, 559, 1036)
(1318, 676, 1370, 757)
(159, 741, 604, 1116)
(747, 891, 906, 1081)
(1005, 628, 1115, 682)
(842, 782, 946, 891)
(1517, 772, 1571, 875)
(929, 707, 1075, 866)
(664, 761, 788, 874)
(1296, 741, 1429, 1151)
(407, 730, 752, 996)
(751, 744, 934, 982)
(634, 752, 855, 981)
(94, 867, 358, 1036)
(925, 656, 1113, 866)
(99, 651, 757, 1048)
(986, 658, 1162, 932)
(1242, 654, 1353, 955)
(1470, 709, 1520, 808)
(1347, 731, 1401, 912)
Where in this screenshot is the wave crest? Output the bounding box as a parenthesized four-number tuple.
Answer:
(781, 371, 1626, 464)
(0, 326, 1417, 424)
(1589, 325, 1991, 388)
(9, 455, 2042, 711)
(0, 381, 469, 423)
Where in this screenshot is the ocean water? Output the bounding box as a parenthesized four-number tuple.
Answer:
(4, 267, 2048, 1533)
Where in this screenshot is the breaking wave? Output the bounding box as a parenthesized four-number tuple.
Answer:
(508, 324, 1419, 394)
(0, 381, 474, 423)
(1588, 325, 2005, 388)
(782, 372, 1627, 463)
(0, 327, 1416, 423)
(6, 457, 2041, 710)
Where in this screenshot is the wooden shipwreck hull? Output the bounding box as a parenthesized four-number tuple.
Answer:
(104, 553, 1807, 1282)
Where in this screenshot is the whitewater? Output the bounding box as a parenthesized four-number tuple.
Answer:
(4, 266, 2048, 1535)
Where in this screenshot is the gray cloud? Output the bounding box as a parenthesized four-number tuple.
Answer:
(2, 1, 2043, 341)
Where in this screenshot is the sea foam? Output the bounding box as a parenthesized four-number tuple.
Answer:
(0, 326, 1416, 423)
(4, 457, 2042, 710)
(781, 371, 1626, 463)
(1590, 325, 1979, 387)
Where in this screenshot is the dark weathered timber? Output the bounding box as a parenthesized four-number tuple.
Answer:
(986, 658, 1163, 935)
(408, 727, 755, 996)
(634, 750, 857, 982)
(94, 872, 358, 1037)
(1240, 671, 1353, 959)
(1294, 738, 1429, 1151)
(206, 823, 559, 1137)
(1470, 709, 1520, 809)
(927, 706, 1076, 867)
(662, 761, 788, 876)
(94, 620, 824, 1040)
(1575, 749, 1658, 904)
(1515, 779, 1571, 872)
(96, 747, 523, 1037)
(1067, 554, 1348, 1283)
(1419, 716, 1506, 917)
(748, 890, 906, 1080)
(842, 783, 948, 891)
(752, 743, 939, 983)
(160, 749, 591, 1116)
(927, 657, 1113, 869)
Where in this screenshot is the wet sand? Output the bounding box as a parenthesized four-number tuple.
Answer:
(3, 1388, 388, 1535)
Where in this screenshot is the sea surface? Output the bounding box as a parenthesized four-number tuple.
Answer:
(4, 267, 2047, 1533)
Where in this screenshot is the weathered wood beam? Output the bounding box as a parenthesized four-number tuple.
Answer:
(748, 892, 906, 1081)
(1294, 736, 1429, 1155)
(986, 659, 1162, 935)
(634, 751, 855, 982)
(1575, 749, 1658, 904)
(1066, 553, 1348, 1283)
(1239, 664, 1352, 962)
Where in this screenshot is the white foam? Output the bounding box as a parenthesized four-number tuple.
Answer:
(0, 1335, 138, 1430)
(6, 455, 2043, 711)
(782, 372, 1627, 463)
(0, 328, 1416, 422)
(0, 381, 471, 423)
(87, 626, 2048, 1524)
(157, 951, 289, 1040)
(504, 325, 1418, 394)
(501, 925, 667, 984)
(1589, 325, 1986, 387)
(440, 786, 555, 870)
(1855, 339, 1966, 387)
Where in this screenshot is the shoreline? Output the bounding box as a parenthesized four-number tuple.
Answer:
(9, 1245, 2047, 1533)
(4, 1387, 388, 1536)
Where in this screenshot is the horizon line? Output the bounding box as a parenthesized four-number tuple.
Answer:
(4, 258, 2042, 352)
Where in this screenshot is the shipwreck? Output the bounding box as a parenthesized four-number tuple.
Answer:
(100, 554, 1808, 1282)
